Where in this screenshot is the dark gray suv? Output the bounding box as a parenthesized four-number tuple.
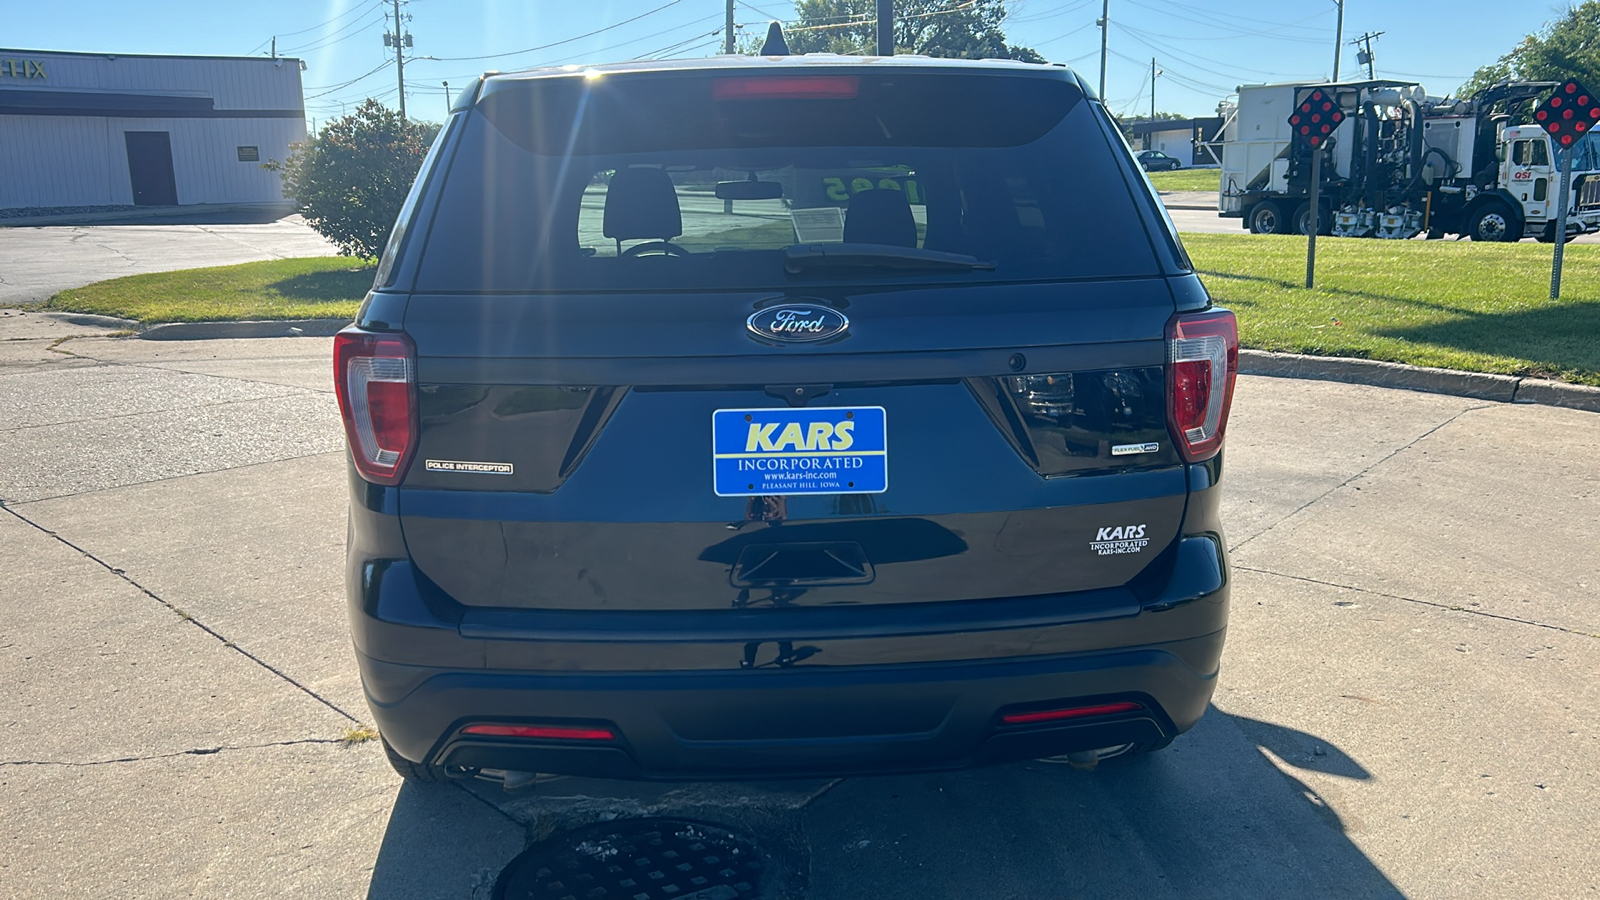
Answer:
(336, 54, 1237, 783)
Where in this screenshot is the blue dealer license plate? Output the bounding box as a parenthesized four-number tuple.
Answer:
(712, 406, 887, 497)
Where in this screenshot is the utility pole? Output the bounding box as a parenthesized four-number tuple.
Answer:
(1351, 31, 1382, 80)
(384, 0, 411, 118)
(1151, 57, 1158, 118)
(1331, 0, 1343, 81)
(725, 0, 735, 54)
(876, 0, 893, 56)
(1098, 0, 1109, 99)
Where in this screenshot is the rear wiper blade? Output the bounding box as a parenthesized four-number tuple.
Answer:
(784, 243, 996, 274)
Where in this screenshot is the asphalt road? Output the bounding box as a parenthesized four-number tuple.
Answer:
(2, 313, 1596, 898)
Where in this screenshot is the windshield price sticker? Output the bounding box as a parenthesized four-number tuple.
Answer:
(712, 406, 887, 497)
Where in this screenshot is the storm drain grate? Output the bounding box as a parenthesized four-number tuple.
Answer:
(494, 818, 769, 900)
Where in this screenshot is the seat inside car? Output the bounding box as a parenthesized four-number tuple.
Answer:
(602, 167, 684, 254)
(844, 188, 918, 247)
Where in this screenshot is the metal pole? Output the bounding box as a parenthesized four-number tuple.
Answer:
(1551, 149, 1574, 299)
(1098, 0, 1109, 100)
(876, 0, 893, 56)
(1151, 57, 1157, 118)
(1305, 150, 1322, 289)
(271, 37, 276, 60)
(442, 81, 451, 113)
(725, 0, 735, 54)
(1331, 0, 1343, 81)
(393, 0, 406, 118)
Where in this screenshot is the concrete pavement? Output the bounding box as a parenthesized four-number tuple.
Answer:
(2, 318, 1597, 898)
(0, 216, 336, 306)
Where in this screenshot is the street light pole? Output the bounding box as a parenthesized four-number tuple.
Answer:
(1331, 0, 1344, 81)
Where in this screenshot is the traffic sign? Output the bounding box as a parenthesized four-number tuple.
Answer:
(1288, 88, 1345, 149)
(1533, 80, 1598, 150)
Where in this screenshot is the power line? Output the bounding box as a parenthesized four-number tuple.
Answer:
(422, 0, 687, 62)
(281, 10, 385, 55)
(304, 58, 395, 99)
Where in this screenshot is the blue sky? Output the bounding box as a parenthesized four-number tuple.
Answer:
(6, 1, 1575, 121)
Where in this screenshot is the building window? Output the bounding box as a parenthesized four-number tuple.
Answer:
(237, 146, 260, 162)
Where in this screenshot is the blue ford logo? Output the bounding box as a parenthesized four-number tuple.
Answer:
(747, 305, 849, 343)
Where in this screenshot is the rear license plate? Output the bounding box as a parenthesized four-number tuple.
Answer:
(712, 406, 887, 496)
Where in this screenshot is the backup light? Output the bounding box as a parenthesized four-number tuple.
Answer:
(1166, 309, 1238, 462)
(712, 76, 860, 101)
(333, 329, 417, 485)
(460, 723, 617, 741)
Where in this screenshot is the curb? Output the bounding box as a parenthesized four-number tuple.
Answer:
(1239, 349, 1600, 413)
(39, 311, 140, 330)
(0, 202, 297, 228)
(137, 318, 349, 341)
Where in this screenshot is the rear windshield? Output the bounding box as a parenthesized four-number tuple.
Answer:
(416, 70, 1161, 292)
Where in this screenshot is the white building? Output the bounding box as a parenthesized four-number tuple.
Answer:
(0, 49, 305, 211)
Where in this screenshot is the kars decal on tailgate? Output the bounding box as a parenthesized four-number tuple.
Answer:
(1090, 524, 1148, 555)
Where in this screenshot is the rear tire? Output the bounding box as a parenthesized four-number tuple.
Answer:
(1249, 201, 1286, 235)
(382, 734, 455, 783)
(1291, 202, 1330, 236)
(1467, 203, 1523, 242)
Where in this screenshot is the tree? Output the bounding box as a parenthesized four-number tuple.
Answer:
(1460, 1, 1600, 98)
(785, 0, 1043, 62)
(267, 99, 435, 259)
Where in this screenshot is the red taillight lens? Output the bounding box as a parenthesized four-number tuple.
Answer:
(1166, 308, 1238, 462)
(333, 329, 417, 485)
(1001, 701, 1143, 726)
(460, 724, 617, 741)
(712, 75, 860, 101)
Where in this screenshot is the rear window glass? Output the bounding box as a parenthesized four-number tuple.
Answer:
(416, 71, 1160, 292)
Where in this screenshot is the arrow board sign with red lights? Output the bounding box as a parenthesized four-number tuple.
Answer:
(1534, 80, 1598, 149)
(1288, 88, 1346, 149)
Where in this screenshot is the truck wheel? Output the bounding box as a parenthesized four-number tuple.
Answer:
(1249, 202, 1286, 235)
(1468, 203, 1523, 242)
(1292, 202, 1330, 236)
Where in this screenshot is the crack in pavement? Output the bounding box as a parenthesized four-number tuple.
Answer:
(0, 502, 361, 723)
(1235, 564, 1599, 638)
(0, 737, 348, 768)
(1230, 403, 1495, 553)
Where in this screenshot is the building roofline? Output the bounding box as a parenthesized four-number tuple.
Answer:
(0, 47, 302, 65)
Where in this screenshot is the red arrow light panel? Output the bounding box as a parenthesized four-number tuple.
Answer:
(1534, 80, 1599, 148)
(1288, 88, 1346, 148)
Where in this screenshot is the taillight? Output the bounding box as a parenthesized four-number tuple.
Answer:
(712, 75, 860, 101)
(333, 329, 417, 485)
(460, 723, 616, 741)
(1166, 308, 1238, 462)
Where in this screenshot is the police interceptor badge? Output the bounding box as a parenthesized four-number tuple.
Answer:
(425, 459, 514, 475)
(712, 407, 886, 496)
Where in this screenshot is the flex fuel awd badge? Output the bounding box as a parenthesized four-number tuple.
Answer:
(712, 407, 886, 496)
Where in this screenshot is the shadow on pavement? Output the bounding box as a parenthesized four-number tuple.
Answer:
(365, 781, 525, 900)
(364, 707, 1400, 899)
(8, 205, 299, 227)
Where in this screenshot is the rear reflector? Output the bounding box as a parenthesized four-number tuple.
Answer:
(1166, 308, 1238, 462)
(333, 329, 417, 485)
(1001, 701, 1143, 726)
(460, 724, 617, 741)
(712, 75, 860, 101)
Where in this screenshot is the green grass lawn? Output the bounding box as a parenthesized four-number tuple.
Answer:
(46, 256, 374, 323)
(1186, 233, 1600, 386)
(1146, 168, 1221, 192)
(44, 235, 1600, 386)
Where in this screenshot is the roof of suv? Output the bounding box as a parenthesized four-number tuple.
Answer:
(480, 53, 1085, 86)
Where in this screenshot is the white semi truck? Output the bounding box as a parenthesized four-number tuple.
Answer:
(1216, 79, 1600, 241)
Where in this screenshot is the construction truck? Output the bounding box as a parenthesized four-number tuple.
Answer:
(1216, 79, 1600, 241)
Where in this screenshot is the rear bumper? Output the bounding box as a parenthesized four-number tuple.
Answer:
(359, 632, 1222, 779)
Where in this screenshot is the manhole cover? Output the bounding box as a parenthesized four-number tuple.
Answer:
(494, 818, 770, 900)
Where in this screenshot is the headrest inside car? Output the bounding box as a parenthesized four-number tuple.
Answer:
(603, 168, 684, 242)
(843, 188, 917, 248)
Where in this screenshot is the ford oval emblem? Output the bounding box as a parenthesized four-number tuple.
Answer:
(747, 305, 849, 343)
